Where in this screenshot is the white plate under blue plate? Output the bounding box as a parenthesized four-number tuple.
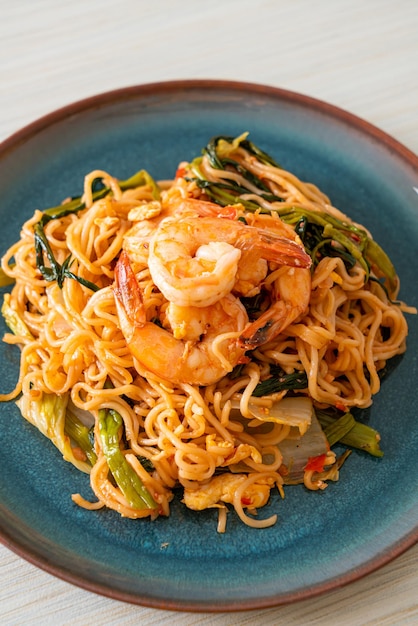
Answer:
(0, 80, 417, 611)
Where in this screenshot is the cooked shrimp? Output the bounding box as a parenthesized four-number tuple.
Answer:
(148, 216, 311, 307)
(122, 197, 189, 267)
(231, 210, 312, 347)
(244, 210, 299, 240)
(163, 295, 248, 342)
(114, 251, 248, 386)
(239, 265, 311, 348)
(122, 192, 237, 267)
(162, 187, 242, 220)
(231, 248, 267, 297)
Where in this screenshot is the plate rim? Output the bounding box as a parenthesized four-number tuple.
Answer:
(0, 79, 417, 612)
(1, 79, 417, 167)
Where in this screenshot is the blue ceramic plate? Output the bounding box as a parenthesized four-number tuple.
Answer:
(0, 81, 417, 612)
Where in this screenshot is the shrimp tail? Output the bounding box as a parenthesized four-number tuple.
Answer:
(114, 251, 146, 341)
(239, 301, 296, 348)
(255, 232, 312, 269)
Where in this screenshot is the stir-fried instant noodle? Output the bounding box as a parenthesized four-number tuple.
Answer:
(1, 134, 414, 531)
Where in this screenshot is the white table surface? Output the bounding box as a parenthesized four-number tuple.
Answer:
(1, 1, 417, 624)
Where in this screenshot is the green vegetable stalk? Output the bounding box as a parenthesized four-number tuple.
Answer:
(316, 409, 384, 458)
(64, 410, 97, 466)
(98, 407, 157, 510)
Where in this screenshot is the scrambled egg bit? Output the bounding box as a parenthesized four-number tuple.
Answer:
(182, 473, 274, 510)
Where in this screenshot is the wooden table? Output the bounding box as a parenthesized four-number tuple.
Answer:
(1, 2, 417, 624)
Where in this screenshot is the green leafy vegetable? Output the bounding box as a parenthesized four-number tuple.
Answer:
(251, 366, 308, 397)
(187, 135, 398, 297)
(34, 224, 100, 291)
(34, 169, 159, 291)
(205, 134, 281, 169)
(39, 169, 160, 226)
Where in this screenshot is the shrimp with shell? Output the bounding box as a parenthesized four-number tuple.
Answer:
(114, 205, 312, 386)
(237, 211, 312, 349)
(114, 250, 249, 386)
(239, 263, 312, 349)
(147, 215, 311, 308)
(122, 188, 240, 267)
